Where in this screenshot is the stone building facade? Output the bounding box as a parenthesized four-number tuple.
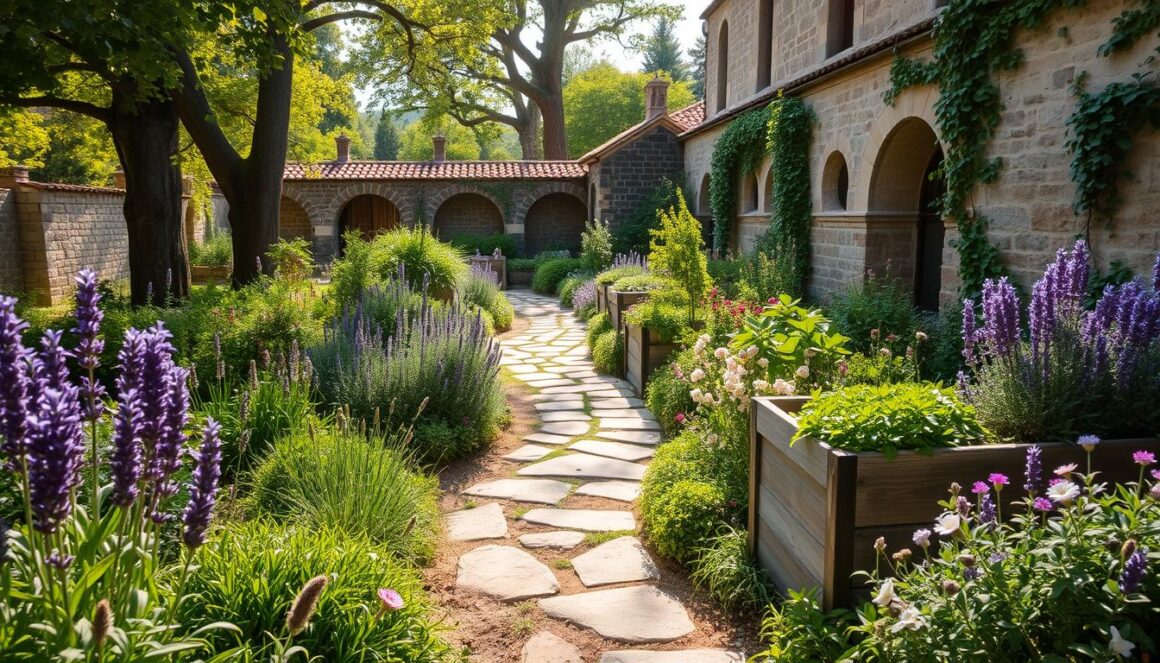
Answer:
(684, 0, 1160, 310)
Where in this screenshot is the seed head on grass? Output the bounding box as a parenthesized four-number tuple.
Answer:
(286, 575, 329, 635)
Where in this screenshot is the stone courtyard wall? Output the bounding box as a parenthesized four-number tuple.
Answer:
(590, 125, 685, 234)
(0, 188, 22, 294)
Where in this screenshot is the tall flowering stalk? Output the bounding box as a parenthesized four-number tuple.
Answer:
(73, 268, 106, 512)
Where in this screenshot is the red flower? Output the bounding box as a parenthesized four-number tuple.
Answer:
(675, 413, 686, 424)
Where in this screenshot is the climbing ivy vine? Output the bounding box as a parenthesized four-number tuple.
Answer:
(884, 0, 1083, 298)
(1099, 0, 1160, 56)
(708, 105, 771, 252)
(756, 95, 815, 295)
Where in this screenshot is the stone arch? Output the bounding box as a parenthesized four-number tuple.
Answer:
(433, 192, 504, 241)
(715, 21, 729, 113)
(850, 88, 941, 211)
(279, 196, 313, 240)
(740, 171, 759, 213)
(863, 114, 946, 310)
(761, 162, 775, 213)
(338, 194, 400, 245)
(523, 191, 588, 256)
(697, 173, 712, 215)
(325, 182, 414, 231)
(821, 151, 850, 211)
(183, 199, 199, 248)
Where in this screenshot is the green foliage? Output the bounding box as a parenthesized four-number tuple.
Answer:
(827, 276, 919, 354)
(189, 233, 234, 268)
(181, 521, 455, 662)
(558, 272, 595, 308)
(592, 329, 624, 377)
(690, 528, 775, 613)
(650, 190, 709, 323)
(265, 237, 313, 282)
(373, 110, 401, 160)
(640, 17, 689, 81)
(706, 257, 744, 298)
(624, 293, 690, 342)
(532, 258, 585, 295)
(330, 228, 467, 305)
(580, 218, 613, 272)
(610, 273, 674, 293)
(757, 95, 815, 294)
(508, 257, 542, 272)
(246, 426, 439, 563)
(448, 232, 519, 259)
(563, 63, 696, 157)
(708, 106, 770, 252)
(1100, 0, 1160, 56)
(612, 178, 686, 256)
(398, 115, 481, 160)
(738, 251, 797, 303)
(730, 294, 851, 390)
(459, 266, 514, 331)
(585, 311, 613, 350)
(794, 383, 989, 454)
(688, 35, 706, 100)
(645, 350, 696, 438)
(757, 589, 853, 662)
(1066, 75, 1160, 225)
(595, 264, 646, 286)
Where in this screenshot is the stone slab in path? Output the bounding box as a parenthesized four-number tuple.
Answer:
(527, 378, 578, 389)
(534, 400, 586, 411)
(519, 531, 586, 550)
(588, 408, 655, 420)
(540, 411, 592, 423)
(537, 586, 694, 643)
(598, 651, 745, 663)
(522, 632, 583, 663)
(588, 397, 645, 409)
(463, 479, 572, 505)
(539, 422, 591, 437)
(457, 545, 559, 601)
(574, 480, 642, 502)
(518, 454, 647, 481)
(524, 432, 573, 446)
(521, 508, 636, 532)
(541, 384, 615, 394)
(595, 430, 662, 446)
(586, 388, 638, 399)
(599, 418, 661, 431)
(571, 536, 659, 587)
(503, 445, 554, 462)
(446, 502, 507, 541)
(571, 439, 655, 462)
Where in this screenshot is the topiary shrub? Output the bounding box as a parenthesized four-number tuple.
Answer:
(592, 329, 623, 377)
(532, 257, 585, 294)
(181, 521, 455, 662)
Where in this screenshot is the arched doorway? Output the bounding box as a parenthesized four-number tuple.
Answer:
(339, 194, 399, 244)
(866, 117, 945, 311)
(524, 192, 587, 256)
(433, 193, 504, 241)
(279, 196, 313, 241)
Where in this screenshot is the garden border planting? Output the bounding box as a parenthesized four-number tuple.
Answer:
(470, 255, 507, 290)
(608, 289, 647, 333)
(624, 321, 679, 398)
(749, 395, 1160, 610)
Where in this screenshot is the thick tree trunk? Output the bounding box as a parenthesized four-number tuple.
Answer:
(538, 91, 568, 160)
(107, 96, 189, 306)
(518, 105, 543, 160)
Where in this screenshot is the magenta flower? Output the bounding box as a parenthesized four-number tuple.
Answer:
(971, 481, 989, 495)
(377, 588, 405, 612)
(675, 413, 686, 424)
(989, 473, 1010, 490)
(1133, 451, 1156, 466)
(1032, 497, 1053, 512)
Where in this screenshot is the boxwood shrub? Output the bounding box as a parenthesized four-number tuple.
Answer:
(532, 257, 585, 294)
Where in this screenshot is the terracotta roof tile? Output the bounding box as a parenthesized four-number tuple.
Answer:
(283, 160, 586, 181)
(669, 101, 705, 132)
(578, 101, 706, 163)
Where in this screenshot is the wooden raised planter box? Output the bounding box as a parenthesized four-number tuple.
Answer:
(624, 322, 680, 398)
(469, 255, 507, 290)
(749, 395, 1160, 611)
(608, 289, 648, 332)
(595, 282, 610, 315)
(508, 268, 534, 288)
(190, 265, 231, 284)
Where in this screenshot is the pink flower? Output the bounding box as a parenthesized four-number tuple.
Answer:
(377, 588, 405, 612)
(1133, 451, 1156, 466)
(1151, 469, 1160, 481)
(971, 481, 989, 495)
(1032, 497, 1053, 512)
(675, 413, 686, 424)
(988, 473, 1010, 490)
(1054, 463, 1078, 477)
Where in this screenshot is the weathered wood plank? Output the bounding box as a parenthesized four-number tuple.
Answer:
(758, 482, 826, 581)
(755, 507, 823, 594)
(760, 438, 827, 542)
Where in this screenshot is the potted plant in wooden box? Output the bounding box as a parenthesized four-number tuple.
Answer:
(594, 253, 647, 319)
(506, 258, 537, 287)
(748, 240, 1160, 610)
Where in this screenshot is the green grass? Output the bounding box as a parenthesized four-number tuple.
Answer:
(553, 559, 573, 569)
(582, 530, 636, 546)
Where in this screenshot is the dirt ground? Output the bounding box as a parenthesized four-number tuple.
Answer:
(421, 316, 762, 662)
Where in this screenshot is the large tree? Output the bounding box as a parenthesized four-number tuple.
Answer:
(688, 34, 706, 100)
(640, 17, 687, 81)
(374, 111, 401, 159)
(0, 0, 199, 305)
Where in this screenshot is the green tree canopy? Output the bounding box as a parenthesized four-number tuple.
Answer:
(688, 34, 706, 100)
(374, 111, 401, 159)
(398, 115, 481, 160)
(639, 17, 687, 81)
(563, 63, 695, 157)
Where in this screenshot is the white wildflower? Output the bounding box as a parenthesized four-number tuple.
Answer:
(690, 368, 705, 383)
(933, 513, 962, 537)
(872, 579, 899, 607)
(1046, 480, 1082, 504)
(1110, 626, 1135, 658)
(795, 365, 810, 379)
(890, 606, 926, 633)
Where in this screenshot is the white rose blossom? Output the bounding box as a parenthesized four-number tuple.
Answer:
(714, 347, 729, 359)
(872, 579, 899, 607)
(934, 513, 962, 537)
(795, 365, 810, 379)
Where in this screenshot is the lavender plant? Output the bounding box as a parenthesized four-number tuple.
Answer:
(962, 240, 1160, 441)
(0, 275, 233, 659)
(458, 263, 514, 331)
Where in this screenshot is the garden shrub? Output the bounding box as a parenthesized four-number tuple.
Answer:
(182, 521, 455, 662)
(962, 241, 1160, 441)
(592, 329, 623, 376)
(794, 383, 989, 454)
(610, 273, 674, 293)
(448, 232, 519, 258)
(642, 478, 724, 564)
(690, 527, 775, 613)
(532, 257, 585, 294)
(189, 232, 233, 267)
(611, 176, 684, 256)
(623, 296, 689, 342)
(508, 257, 542, 272)
(330, 229, 467, 305)
(458, 263, 514, 331)
(585, 311, 612, 350)
(558, 271, 595, 308)
(246, 425, 439, 562)
(645, 350, 696, 438)
(738, 251, 797, 302)
(707, 256, 745, 298)
(649, 189, 709, 323)
(827, 275, 918, 354)
(754, 448, 1160, 660)
(729, 294, 851, 392)
(570, 279, 597, 317)
(265, 237, 313, 282)
(580, 218, 613, 272)
(595, 264, 646, 287)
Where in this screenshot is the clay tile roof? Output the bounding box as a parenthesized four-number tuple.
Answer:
(23, 181, 125, 195)
(578, 100, 706, 164)
(283, 160, 586, 181)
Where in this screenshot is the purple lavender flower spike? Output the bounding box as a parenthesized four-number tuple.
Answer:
(1024, 445, 1043, 495)
(1119, 547, 1148, 594)
(0, 297, 31, 471)
(979, 493, 996, 526)
(73, 268, 105, 371)
(981, 278, 1020, 357)
(1152, 252, 1159, 293)
(961, 299, 977, 364)
(152, 365, 190, 498)
(109, 388, 143, 507)
(27, 386, 85, 534)
(182, 418, 221, 550)
(37, 330, 74, 395)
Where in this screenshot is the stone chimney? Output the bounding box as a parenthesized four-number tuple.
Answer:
(335, 133, 351, 163)
(432, 134, 447, 162)
(111, 170, 126, 189)
(0, 166, 30, 188)
(645, 76, 670, 121)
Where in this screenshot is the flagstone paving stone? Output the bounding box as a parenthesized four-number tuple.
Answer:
(522, 632, 584, 663)
(574, 480, 642, 502)
(537, 586, 694, 643)
(519, 531, 586, 550)
(520, 508, 636, 532)
(588, 397, 646, 409)
(534, 400, 587, 411)
(539, 421, 591, 437)
(594, 430, 662, 446)
(540, 411, 592, 422)
(527, 378, 579, 389)
(457, 545, 559, 601)
(598, 650, 745, 663)
(463, 479, 572, 505)
(503, 445, 554, 462)
(446, 502, 508, 541)
(570, 440, 655, 462)
(589, 408, 656, 420)
(517, 454, 647, 481)
(598, 418, 662, 431)
(523, 432, 573, 445)
(571, 537, 659, 587)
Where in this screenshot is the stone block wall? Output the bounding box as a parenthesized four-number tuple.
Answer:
(591, 126, 685, 234)
(0, 188, 22, 294)
(524, 192, 588, 255)
(432, 193, 505, 239)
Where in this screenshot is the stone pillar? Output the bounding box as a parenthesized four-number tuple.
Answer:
(0, 165, 30, 188)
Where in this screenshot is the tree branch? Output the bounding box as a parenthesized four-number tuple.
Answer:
(169, 47, 241, 197)
(300, 9, 380, 32)
(0, 95, 109, 122)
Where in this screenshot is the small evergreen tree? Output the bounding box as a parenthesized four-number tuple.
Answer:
(650, 190, 709, 323)
(641, 18, 688, 82)
(688, 35, 706, 100)
(373, 111, 400, 160)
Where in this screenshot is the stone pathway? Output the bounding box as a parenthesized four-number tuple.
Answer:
(448, 290, 744, 661)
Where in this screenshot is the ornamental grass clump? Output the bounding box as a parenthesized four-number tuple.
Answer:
(0, 274, 234, 659)
(756, 446, 1160, 660)
(962, 240, 1160, 441)
(459, 263, 514, 331)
